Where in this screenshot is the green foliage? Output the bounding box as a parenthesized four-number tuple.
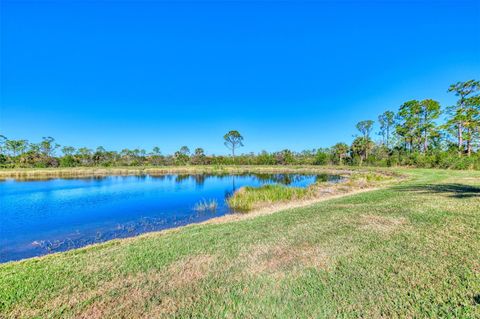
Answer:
(59, 155, 78, 167)
(1, 80, 479, 170)
(275, 149, 295, 165)
(257, 151, 276, 165)
(314, 149, 329, 165)
(61, 146, 76, 156)
(173, 146, 190, 165)
(331, 143, 349, 165)
(378, 110, 395, 147)
(191, 148, 206, 165)
(356, 120, 374, 139)
(445, 80, 480, 153)
(351, 137, 374, 164)
(355, 120, 375, 161)
(5, 139, 28, 157)
(224, 130, 244, 158)
(227, 184, 310, 211)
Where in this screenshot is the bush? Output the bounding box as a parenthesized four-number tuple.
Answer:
(60, 155, 78, 167)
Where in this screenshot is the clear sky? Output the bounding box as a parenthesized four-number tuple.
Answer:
(1, 0, 479, 155)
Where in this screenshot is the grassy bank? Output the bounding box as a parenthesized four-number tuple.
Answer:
(227, 171, 395, 211)
(228, 184, 311, 211)
(1, 168, 479, 318)
(0, 165, 391, 179)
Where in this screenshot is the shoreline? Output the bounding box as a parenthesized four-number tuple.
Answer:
(0, 165, 397, 180)
(0, 166, 403, 264)
(2, 179, 391, 265)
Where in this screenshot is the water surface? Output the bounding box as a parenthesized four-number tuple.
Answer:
(0, 173, 340, 262)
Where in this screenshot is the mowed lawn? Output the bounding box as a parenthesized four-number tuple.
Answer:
(1, 169, 479, 318)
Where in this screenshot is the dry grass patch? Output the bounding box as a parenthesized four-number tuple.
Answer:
(165, 254, 215, 288)
(9, 254, 215, 318)
(77, 254, 215, 318)
(241, 242, 330, 277)
(356, 214, 408, 233)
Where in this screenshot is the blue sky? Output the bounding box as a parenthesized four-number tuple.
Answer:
(1, 0, 479, 155)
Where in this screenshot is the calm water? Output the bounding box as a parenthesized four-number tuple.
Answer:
(0, 173, 340, 262)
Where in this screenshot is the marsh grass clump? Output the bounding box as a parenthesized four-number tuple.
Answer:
(227, 184, 312, 211)
(226, 171, 397, 212)
(344, 172, 394, 187)
(194, 199, 218, 212)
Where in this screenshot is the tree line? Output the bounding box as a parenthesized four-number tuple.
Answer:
(1, 80, 479, 170)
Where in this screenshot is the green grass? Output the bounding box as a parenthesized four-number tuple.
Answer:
(227, 184, 311, 211)
(1, 168, 479, 318)
(227, 171, 395, 211)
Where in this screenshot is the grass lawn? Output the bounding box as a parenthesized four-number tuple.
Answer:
(0, 168, 479, 318)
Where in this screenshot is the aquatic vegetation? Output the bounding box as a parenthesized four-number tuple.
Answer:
(194, 199, 218, 212)
(227, 184, 312, 211)
(227, 170, 397, 212)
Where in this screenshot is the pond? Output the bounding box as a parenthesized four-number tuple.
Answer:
(0, 173, 342, 262)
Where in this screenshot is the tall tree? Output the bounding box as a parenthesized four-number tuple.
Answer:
(0, 135, 7, 155)
(6, 139, 28, 157)
(130, 148, 145, 159)
(40, 137, 59, 157)
(77, 147, 93, 156)
(174, 146, 190, 165)
(350, 136, 373, 165)
(93, 146, 107, 165)
(331, 142, 349, 165)
(464, 95, 480, 155)
(192, 148, 206, 165)
(275, 149, 294, 165)
(355, 120, 374, 159)
(356, 120, 374, 140)
(447, 80, 480, 154)
(149, 147, 163, 165)
(378, 111, 395, 148)
(419, 99, 441, 153)
(78, 147, 93, 165)
(179, 146, 190, 156)
(151, 147, 161, 156)
(96, 146, 106, 154)
(194, 147, 205, 157)
(396, 100, 422, 152)
(61, 146, 76, 156)
(224, 130, 244, 160)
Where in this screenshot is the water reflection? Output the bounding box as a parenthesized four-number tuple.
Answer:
(0, 173, 342, 262)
